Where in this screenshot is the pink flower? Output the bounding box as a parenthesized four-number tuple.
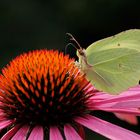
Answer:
(0, 49, 140, 140)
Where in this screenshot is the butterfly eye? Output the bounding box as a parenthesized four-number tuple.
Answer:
(79, 51, 85, 56)
(79, 49, 86, 57)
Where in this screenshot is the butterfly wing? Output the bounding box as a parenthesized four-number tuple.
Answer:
(85, 29, 140, 94)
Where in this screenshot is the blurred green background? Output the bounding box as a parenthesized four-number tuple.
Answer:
(0, 0, 140, 139)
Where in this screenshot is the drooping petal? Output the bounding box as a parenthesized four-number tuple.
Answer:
(0, 120, 13, 130)
(89, 86, 140, 113)
(0, 109, 6, 120)
(90, 91, 113, 100)
(111, 100, 140, 108)
(98, 108, 140, 115)
(28, 126, 43, 140)
(1, 124, 20, 140)
(93, 99, 140, 109)
(93, 100, 140, 116)
(64, 124, 82, 140)
(50, 126, 63, 140)
(75, 114, 140, 140)
(115, 113, 138, 125)
(93, 86, 140, 106)
(11, 125, 30, 140)
(76, 124, 85, 140)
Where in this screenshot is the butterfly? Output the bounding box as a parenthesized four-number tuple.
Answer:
(67, 29, 140, 94)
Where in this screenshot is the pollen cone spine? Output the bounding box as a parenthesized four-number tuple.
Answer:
(0, 50, 93, 125)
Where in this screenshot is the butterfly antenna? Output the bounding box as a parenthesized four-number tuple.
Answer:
(65, 43, 77, 55)
(66, 33, 82, 50)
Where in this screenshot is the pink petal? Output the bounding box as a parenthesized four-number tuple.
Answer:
(94, 99, 140, 109)
(111, 100, 140, 108)
(76, 124, 85, 140)
(96, 108, 140, 115)
(89, 87, 140, 111)
(1, 124, 20, 140)
(50, 126, 63, 140)
(115, 113, 138, 125)
(64, 124, 82, 140)
(0, 120, 13, 130)
(0, 115, 7, 121)
(90, 92, 113, 100)
(11, 125, 30, 140)
(28, 126, 43, 140)
(93, 86, 140, 106)
(75, 114, 140, 140)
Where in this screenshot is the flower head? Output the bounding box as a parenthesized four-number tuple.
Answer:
(0, 49, 140, 140)
(0, 50, 92, 126)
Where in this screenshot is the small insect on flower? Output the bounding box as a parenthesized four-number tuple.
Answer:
(67, 29, 140, 94)
(0, 49, 140, 140)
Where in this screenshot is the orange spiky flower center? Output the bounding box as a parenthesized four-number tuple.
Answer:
(0, 50, 93, 126)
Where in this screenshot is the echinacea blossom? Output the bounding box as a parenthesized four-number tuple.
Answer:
(0, 49, 140, 140)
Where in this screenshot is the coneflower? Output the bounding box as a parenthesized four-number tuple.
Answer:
(0, 49, 140, 140)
